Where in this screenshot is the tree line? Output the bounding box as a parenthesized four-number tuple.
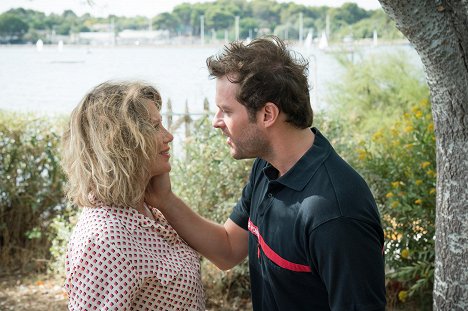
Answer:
(0, 0, 403, 44)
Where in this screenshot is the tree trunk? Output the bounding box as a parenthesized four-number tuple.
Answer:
(378, 1, 468, 310)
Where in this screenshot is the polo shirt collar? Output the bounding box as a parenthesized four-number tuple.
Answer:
(263, 127, 332, 191)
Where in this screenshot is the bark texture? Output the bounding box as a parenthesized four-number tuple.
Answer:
(378, 1, 468, 310)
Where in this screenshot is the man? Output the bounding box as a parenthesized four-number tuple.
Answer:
(146, 36, 386, 310)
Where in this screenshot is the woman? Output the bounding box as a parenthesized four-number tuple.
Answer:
(61, 81, 205, 310)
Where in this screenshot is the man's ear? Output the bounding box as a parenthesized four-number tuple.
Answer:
(260, 102, 280, 128)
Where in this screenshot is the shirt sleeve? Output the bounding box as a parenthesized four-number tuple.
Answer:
(310, 217, 386, 311)
(65, 235, 142, 311)
(229, 182, 251, 230)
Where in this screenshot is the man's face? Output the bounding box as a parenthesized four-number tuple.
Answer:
(212, 76, 269, 159)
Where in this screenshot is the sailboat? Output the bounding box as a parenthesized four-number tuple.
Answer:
(318, 31, 328, 50)
(58, 40, 64, 52)
(304, 30, 313, 55)
(373, 30, 378, 46)
(36, 39, 43, 52)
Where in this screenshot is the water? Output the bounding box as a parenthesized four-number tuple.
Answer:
(0, 45, 219, 115)
(0, 43, 421, 155)
(0, 43, 420, 116)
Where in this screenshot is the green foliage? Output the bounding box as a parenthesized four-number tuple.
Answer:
(321, 54, 434, 308)
(171, 116, 252, 305)
(4, 1, 402, 44)
(205, 7, 235, 30)
(172, 116, 252, 223)
(0, 8, 153, 43)
(334, 10, 404, 41)
(355, 99, 435, 309)
(153, 12, 181, 35)
(326, 51, 429, 136)
(48, 205, 78, 276)
(0, 13, 29, 43)
(0, 111, 67, 272)
(332, 3, 370, 25)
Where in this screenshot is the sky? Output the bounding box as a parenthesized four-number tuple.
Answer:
(0, 0, 382, 17)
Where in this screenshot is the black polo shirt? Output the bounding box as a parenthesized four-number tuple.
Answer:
(230, 128, 386, 311)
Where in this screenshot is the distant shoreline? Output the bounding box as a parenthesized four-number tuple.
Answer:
(0, 39, 410, 50)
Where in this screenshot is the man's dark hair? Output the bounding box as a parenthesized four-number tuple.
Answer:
(207, 36, 313, 128)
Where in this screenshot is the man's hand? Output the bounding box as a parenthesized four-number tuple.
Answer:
(144, 173, 248, 270)
(145, 173, 173, 211)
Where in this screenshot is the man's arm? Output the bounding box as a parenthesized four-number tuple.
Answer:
(146, 174, 248, 270)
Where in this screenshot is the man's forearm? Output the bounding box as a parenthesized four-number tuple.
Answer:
(157, 194, 247, 270)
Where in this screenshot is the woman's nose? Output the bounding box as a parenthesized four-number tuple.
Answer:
(164, 126, 174, 143)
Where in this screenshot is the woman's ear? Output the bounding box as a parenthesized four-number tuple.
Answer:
(261, 102, 280, 128)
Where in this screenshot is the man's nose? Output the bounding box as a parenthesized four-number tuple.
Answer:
(212, 111, 224, 128)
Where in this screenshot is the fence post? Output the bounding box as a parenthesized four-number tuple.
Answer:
(203, 97, 210, 114)
(166, 99, 173, 130)
(184, 100, 192, 138)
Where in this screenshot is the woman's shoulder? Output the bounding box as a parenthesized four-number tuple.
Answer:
(71, 206, 134, 243)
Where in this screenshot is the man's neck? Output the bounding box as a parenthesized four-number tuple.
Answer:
(264, 127, 315, 177)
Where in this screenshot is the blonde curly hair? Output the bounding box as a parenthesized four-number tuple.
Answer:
(61, 81, 162, 208)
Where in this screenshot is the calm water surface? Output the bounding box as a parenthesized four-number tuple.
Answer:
(0, 44, 419, 116)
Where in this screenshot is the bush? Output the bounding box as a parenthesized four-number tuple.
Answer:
(326, 51, 429, 136)
(320, 52, 434, 309)
(353, 99, 435, 309)
(171, 116, 253, 309)
(47, 204, 78, 276)
(0, 111, 67, 273)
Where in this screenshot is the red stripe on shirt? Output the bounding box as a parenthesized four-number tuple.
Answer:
(248, 218, 311, 273)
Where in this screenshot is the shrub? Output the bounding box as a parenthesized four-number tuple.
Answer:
(326, 51, 429, 136)
(320, 52, 435, 309)
(0, 111, 67, 272)
(171, 116, 253, 309)
(47, 204, 78, 276)
(353, 99, 435, 309)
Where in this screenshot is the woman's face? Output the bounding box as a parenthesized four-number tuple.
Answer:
(146, 101, 174, 177)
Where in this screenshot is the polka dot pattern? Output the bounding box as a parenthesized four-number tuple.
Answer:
(64, 201, 205, 310)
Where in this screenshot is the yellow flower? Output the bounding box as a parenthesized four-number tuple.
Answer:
(357, 149, 367, 160)
(401, 248, 410, 259)
(427, 169, 436, 177)
(427, 123, 434, 131)
(385, 230, 403, 241)
(414, 110, 423, 118)
(391, 181, 400, 188)
(420, 98, 429, 107)
(404, 143, 414, 150)
(421, 161, 431, 169)
(415, 199, 423, 205)
(398, 290, 408, 302)
(390, 201, 399, 209)
(430, 188, 436, 195)
(372, 130, 383, 141)
(415, 180, 423, 185)
(404, 125, 414, 133)
(386, 192, 394, 198)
